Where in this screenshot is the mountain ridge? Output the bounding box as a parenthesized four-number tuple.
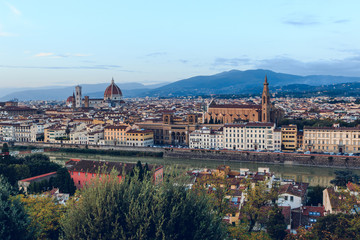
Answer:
(2, 69, 360, 100)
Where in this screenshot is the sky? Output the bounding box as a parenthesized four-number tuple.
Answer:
(1, 0, 360, 88)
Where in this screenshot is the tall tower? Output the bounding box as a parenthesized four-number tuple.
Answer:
(75, 85, 82, 108)
(261, 75, 271, 122)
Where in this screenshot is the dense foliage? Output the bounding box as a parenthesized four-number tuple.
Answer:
(0, 176, 31, 240)
(61, 171, 225, 240)
(330, 170, 360, 187)
(286, 214, 360, 240)
(19, 195, 66, 240)
(306, 185, 325, 206)
(0, 152, 60, 185)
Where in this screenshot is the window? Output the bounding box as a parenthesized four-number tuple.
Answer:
(284, 196, 288, 201)
(290, 196, 294, 202)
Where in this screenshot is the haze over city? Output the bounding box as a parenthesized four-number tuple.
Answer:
(1, 0, 360, 89)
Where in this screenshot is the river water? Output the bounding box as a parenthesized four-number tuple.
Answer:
(44, 151, 360, 187)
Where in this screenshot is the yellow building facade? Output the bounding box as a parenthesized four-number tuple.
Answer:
(281, 125, 298, 151)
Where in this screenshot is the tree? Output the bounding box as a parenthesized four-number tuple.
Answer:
(54, 167, 76, 195)
(0, 176, 32, 240)
(23, 154, 60, 176)
(330, 170, 360, 187)
(19, 195, 66, 240)
(192, 172, 235, 217)
(307, 185, 325, 206)
(266, 205, 287, 240)
(61, 171, 225, 240)
(1, 143, 9, 153)
(1, 143, 10, 163)
(240, 180, 279, 232)
(311, 214, 360, 239)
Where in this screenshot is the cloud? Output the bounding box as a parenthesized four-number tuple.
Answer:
(333, 19, 350, 24)
(146, 52, 167, 57)
(255, 56, 360, 77)
(211, 55, 360, 77)
(35, 52, 54, 57)
(179, 59, 189, 64)
(212, 57, 251, 67)
(283, 18, 319, 26)
(0, 64, 123, 70)
(5, 2, 21, 16)
(283, 15, 350, 26)
(0, 24, 15, 37)
(34, 52, 92, 58)
(0, 31, 14, 37)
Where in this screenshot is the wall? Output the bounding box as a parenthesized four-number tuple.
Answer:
(13, 142, 164, 153)
(164, 149, 360, 169)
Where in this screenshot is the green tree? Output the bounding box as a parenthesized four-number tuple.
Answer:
(0, 176, 32, 240)
(19, 194, 66, 240)
(266, 205, 287, 240)
(61, 171, 225, 240)
(307, 185, 325, 206)
(1, 143, 9, 153)
(240, 180, 279, 232)
(330, 170, 359, 187)
(23, 154, 60, 176)
(311, 214, 359, 239)
(54, 167, 76, 195)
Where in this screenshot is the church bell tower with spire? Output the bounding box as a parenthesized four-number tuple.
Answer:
(261, 75, 271, 122)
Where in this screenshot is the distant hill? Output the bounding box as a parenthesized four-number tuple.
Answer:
(0, 82, 169, 101)
(2, 69, 360, 100)
(272, 82, 360, 98)
(144, 69, 360, 97)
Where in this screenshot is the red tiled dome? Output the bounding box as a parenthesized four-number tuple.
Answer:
(66, 96, 74, 104)
(104, 78, 122, 100)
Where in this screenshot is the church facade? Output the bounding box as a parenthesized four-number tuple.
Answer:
(204, 76, 283, 124)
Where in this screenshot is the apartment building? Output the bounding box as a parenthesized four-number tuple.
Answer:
(15, 124, 32, 142)
(273, 129, 282, 151)
(303, 126, 360, 153)
(103, 125, 129, 145)
(189, 127, 223, 149)
(223, 122, 275, 151)
(44, 127, 66, 143)
(126, 129, 154, 147)
(0, 123, 17, 141)
(281, 124, 297, 151)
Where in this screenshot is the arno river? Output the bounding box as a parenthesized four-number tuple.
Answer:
(44, 151, 360, 187)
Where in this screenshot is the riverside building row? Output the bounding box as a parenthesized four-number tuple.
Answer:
(189, 123, 281, 151)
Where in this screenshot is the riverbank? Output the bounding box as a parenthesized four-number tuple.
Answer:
(164, 148, 360, 170)
(11, 142, 360, 169)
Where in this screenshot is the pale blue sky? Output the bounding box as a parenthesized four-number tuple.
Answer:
(0, 0, 360, 88)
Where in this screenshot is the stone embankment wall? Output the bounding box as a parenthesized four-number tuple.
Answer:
(164, 149, 360, 169)
(13, 142, 164, 153)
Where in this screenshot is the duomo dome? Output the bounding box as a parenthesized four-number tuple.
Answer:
(104, 78, 122, 101)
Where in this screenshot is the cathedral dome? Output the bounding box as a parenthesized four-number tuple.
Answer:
(66, 95, 74, 105)
(104, 78, 122, 101)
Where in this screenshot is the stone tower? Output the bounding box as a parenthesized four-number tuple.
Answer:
(261, 75, 271, 122)
(75, 85, 82, 108)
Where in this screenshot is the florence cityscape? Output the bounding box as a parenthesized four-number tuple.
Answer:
(1, 1, 360, 240)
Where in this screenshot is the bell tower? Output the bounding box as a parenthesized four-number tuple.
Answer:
(261, 75, 271, 122)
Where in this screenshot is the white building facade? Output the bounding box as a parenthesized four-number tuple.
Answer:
(223, 122, 276, 151)
(189, 127, 223, 149)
